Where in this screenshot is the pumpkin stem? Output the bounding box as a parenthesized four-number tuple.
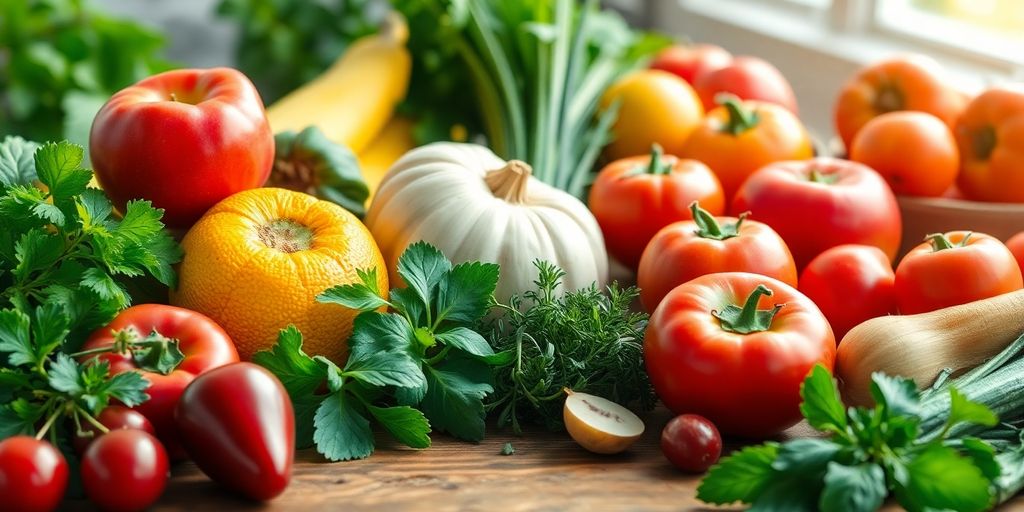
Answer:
(485, 160, 533, 204)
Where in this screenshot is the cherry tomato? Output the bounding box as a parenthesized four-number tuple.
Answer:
(661, 414, 722, 473)
(732, 158, 902, 270)
(0, 436, 68, 512)
(954, 86, 1024, 203)
(895, 231, 1023, 314)
(637, 202, 797, 312)
(799, 245, 897, 341)
(72, 406, 156, 455)
(599, 70, 704, 161)
(649, 44, 732, 85)
(1007, 231, 1024, 274)
(81, 429, 169, 512)
(644, 272, 835, 437)
(834, 55, 965, 151)
(588, 145, 724, 268)
(681, 97, 812, 201)
(693, 56, 798, 114)
(850, 111, 959, 197)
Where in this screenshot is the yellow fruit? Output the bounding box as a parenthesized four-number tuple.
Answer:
(563, 390, 645, 455)
(170, 188, 387, 362)
(266, 12, 411, 154)
(357, 116, 416, 203)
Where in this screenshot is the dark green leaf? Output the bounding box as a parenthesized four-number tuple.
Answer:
(870, 372, 920, 419)
(346, 312, 416, 363)
(390, 287, 426, 326)
(434, 261, 499, 325)
(130, 330, 185, 375)
(800, 365, 847, 434)
(14, 230, 64, 281)
(271, 127, 369, 217)
(947, 387, 999, 430)
(697, 443, 780, 505)
(343, 350, 426, 390)
(960, 437, 1002, 482)
(0, 308, 33, 367)
(420, 354, 493, 441)
(313, 392, 374, 461)
(819, 463, 886, 512)
(292, 394, 326, 449)
(318, 271, 390, 312)
(772, 438, 842, 476)
(365, 404, 431, 449)
(0, 136, 40, 187)
(748, 472, 820, 512)
(396, 241, 451, 310)
(435, 326, 494, 358)
(80, 268, 129, 307)
(33, 141, 92, 200)
(100, 370, 149, 408)
(252, 325, 328, 397)
(113, 200, 163, 244)
(895, 444, 992, 512)
(314, 356, 344, 393)
(47, 353, 83, 395)
(0, 399, 42, 438)
(30, 302, 69, 362)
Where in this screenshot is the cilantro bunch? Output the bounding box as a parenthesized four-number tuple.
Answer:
(255, 242, 505, 461)
(698, 363, 1024, 512)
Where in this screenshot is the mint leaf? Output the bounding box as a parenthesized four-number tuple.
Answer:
(343, 350, 426, 389)
(366, 404, 431, 449)
(435, 326, 495, 358)
(0, 136, 40, 188)
(313, 392, 374, 461)
(819, 463, 886, 512)
(895, 444, 992, 512)
(800, 365, 847, 434)
(947, 387, 999, 430)
(396, 241, 451, 309)
(870, 372, 920, 419)
(698, 443, 780, 505)
(434, 261, 499, 324)
(253, 326, 328, 397)
(33, 141, 91, 201)
(318, 268, 390, 311)
(0, 308, 33, 367)
(347, 312, 416, 363)
(420, 354, 493, 441)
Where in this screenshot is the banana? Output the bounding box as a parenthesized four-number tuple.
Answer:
(266, 12, 411, 154)
(357, 115, 416, 204)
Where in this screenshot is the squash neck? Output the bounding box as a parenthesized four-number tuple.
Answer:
(485, 160, 532, 204)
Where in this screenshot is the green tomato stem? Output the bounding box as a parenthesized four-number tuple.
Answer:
(691, 201, 745, 241)
(719, 95, 760, 136)
(713, 284, 784, 334)
(927, 232, 972, 252)
(643, 144, 673, 176)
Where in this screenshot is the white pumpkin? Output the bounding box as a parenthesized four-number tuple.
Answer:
(365, 142, 608, 301)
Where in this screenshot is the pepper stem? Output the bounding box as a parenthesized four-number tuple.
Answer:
(691, 201, 746, 241)
(718, 95, 760, 136)
(927, 232, 972, 252)
(713, 284, 784, 334)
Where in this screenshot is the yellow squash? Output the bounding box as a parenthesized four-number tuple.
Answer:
(357, 116, 415, 202)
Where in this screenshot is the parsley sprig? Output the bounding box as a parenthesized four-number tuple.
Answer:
(254, 242, 504, 461)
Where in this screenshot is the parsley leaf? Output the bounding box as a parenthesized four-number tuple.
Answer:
(434, 261, 499, 325)
(800, 365, 847, 434)
(34, 141, 91, 202)
(313, 392, 373, 462)
(420, 354, 494, 442)
(318, 268, 391, 311)
(819, 463, 887, 512)
(896, 444, 992, 512)
(365, 404, 431, 449)
(870, 372, 920, 419)
(252, 325, 327, 397)
(435, 327, 494, 358)
(698, 443, 780, 505)
(0, 308, 33, 367)
(396, 241, 451, 309)
(344, 350, 426, 389)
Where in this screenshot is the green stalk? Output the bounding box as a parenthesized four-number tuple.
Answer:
(454, 39, 509, 157)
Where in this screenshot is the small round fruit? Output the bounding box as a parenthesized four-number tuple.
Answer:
(563, 391, 645, 455)
(1007, 231, 1024, 274)
(850, 111, 959, 197)
(0, 436, 68, 512)
(72, 406, 156, 455)
(650, 44, 732, 84)
(661, 414, 722, 473)
(81, 429, 169, 512)
(599, 70, 704, 161)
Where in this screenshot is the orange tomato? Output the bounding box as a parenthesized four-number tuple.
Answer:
(834, 55, 965, 151)
(588, 145, 724, 269)
(1006, 231, 1024, 274)
(600, 70, 704, 161)
(954, 86, 1024, 203)
(849, 111, 959, 197)
(681, 97, 812, 201)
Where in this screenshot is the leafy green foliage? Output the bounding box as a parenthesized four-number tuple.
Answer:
(480, 260, 654, 433)
(698, 366, 1004, 512)
(270, 127, 369, 218)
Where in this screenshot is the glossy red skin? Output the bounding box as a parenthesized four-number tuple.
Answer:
(637, 216, 797, 312)
(895, 231, 1023, 314)
(81, 429, 169, 512)
(588, 154, 724, 269)
(1007, 231, 1024, 274)
(90, 67, 273, 227)
(0, 436, 68, 512)
(644, 272, 835, 438)
(650, 44, 732, 84)
(176, 363, 294, 501)
(799, 245, 897, 341)
(660, 414, 722, 473)
(81, 304, 239, 460)
(731, 158, 902, 270)
(72, 406, 156, 455)
(693, 56, 798, 114)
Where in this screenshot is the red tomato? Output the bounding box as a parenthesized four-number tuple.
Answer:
(588, 145, 724, 268)
(644, 272, 835, 438)
(894, 231, 1023, 314)
(732, 158, 902, 270)
(799, 245, 897, 341)
(81, 304, 239, 459)
(0, 436, 68, 512)
(1007, 231, 1024, 273)
(72, 406, 156, 455)
(81, 429, 169, 512)
(91, 68, 274, 227)
(650, 44, 732, 84)
(176, 363, 294, 500)
(849, 111, 959, 197)
(693, 56, 798, 114)
(660, 414, 722, 473)
(637, 202, 797, 312)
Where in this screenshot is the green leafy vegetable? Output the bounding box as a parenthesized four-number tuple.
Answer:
(480, 260, 654, 433)
(269, 126, 369, 218)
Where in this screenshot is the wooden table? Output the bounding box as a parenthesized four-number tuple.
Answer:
(72, 407, 1024, 511)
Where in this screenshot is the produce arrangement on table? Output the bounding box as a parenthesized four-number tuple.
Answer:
(4, 1, 1024, 511)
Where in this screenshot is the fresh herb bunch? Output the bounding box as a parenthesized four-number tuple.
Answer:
(481, 260, 655, 433)
(215, 0, 383, 103)
(698, 360, 1024, 512)
(254, 242, 508, 461)
(0, 138, 182, 350)
(0, 0, 173, 144)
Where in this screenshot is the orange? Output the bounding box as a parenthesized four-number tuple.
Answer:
(170, 187, 387, 362)
(599, 70, 704, 161)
